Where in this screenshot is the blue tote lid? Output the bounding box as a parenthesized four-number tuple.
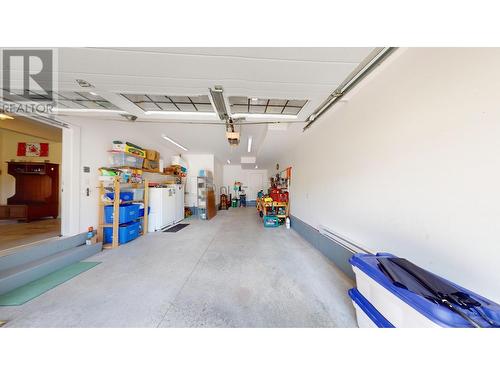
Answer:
(350, 253, 500, 328)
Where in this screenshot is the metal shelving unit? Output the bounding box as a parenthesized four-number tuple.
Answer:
(197, 176, 214, 220)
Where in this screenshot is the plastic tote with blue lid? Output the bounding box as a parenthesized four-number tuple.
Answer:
(348, 288, 394, 328)
(349, 253, 500, 328)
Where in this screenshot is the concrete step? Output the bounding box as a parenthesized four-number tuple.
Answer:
(0, 232, 88, 272)
(0, 242, 102, 295)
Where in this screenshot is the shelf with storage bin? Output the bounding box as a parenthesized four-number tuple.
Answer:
(97, 176, 149, 249)
(257, 199, 289, 220)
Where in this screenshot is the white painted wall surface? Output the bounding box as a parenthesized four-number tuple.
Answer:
(222, 165, 269, 201)
(62, 118, 176, 233)
(277, 48, 500, 303)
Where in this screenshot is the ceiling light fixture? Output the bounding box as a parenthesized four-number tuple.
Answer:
(144, 111, 217, 118)
(209, 86, 228, 121)
(53, 108, 126, 114)
(255, 165, 258, 169)
(161, 134, 188, 151)
(231, 113, 297, 120)
(89, 91, 99, 96)
(76, 79, 93, 88)
(247, 136, 253, 153)
(227, 160, 231, 164)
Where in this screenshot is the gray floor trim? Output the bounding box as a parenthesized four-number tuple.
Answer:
(290, 215, 355, 279)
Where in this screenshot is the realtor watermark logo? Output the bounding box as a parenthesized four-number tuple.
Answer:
(0, 48, 58, 114)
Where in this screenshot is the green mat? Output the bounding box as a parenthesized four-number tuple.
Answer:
(0, 262, 100, 306)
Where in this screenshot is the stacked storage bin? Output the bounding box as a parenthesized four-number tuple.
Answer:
(103, 202, 142, 245)
(348, 253, 500, 328)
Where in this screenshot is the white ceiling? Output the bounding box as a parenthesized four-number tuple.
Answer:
(52, 47, 375, 167)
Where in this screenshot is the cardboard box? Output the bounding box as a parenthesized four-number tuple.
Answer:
(125, 144, 146, 158)
(143, 159, 160, 172)
(145, 149, 160, 161)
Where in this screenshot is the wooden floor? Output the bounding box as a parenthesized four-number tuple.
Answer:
(0, 218, 61, 255)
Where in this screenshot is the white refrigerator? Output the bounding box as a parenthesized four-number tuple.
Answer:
(148, 185, 185, 232)
(173, 184, 185, 223)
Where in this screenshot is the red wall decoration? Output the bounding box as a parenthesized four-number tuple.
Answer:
(17, 142, 49, 157)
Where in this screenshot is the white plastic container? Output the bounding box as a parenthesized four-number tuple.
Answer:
(352, 266, 440, 327)
(350, 253, 500, 328)
(108, 151, 144, 169)
(348, 288, 394, 328)
(352, 299, 378, 328)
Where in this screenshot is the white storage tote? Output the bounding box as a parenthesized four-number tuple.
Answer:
(349, 252, 500, 328)
(348, 288, 394, 328)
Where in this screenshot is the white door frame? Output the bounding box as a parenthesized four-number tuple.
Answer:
(61, 124, 81, 236)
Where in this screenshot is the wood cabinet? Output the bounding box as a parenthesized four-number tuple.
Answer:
(6, 162, 59, 221)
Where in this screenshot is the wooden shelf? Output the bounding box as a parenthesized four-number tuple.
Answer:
(97, 176, 149, 250)
(256, 197, 289, 221)
(100, 199, 145, 206)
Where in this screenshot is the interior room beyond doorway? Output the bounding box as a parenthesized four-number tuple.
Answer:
(0, 117, 62, 253)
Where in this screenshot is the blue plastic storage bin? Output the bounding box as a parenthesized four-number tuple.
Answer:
(263, 215, 280, 228)
(348, 288, 394, 328)
(139, 206, 150, 218)
(105, 191, 134, 202)
(104, 204, 141, 224)
(350, 253, 500, 328)
(103, 221, 141, 244)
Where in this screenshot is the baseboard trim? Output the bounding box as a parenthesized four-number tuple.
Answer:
(290, 215, 355, 279)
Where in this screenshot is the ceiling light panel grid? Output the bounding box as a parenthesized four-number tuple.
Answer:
(122, 94, 215, 113)
(229, 96, 307, 115)
(2, 90, 120, 110)
(56, 92, 121, 110)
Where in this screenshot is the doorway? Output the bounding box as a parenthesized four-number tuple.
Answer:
(248, 172, 265, 202)
(0, 117, 62, 253)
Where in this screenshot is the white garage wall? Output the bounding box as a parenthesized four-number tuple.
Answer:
(223, 165, 269, 201)
(277, 48, 500, 303)
(66, 118, 176, 233)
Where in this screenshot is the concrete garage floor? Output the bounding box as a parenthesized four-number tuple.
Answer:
(0, 208, 356, 327)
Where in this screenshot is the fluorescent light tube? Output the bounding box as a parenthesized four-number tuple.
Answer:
(52, 108, 127, 114)
(232, 113, 297, 120)
(161, 134, 188, 151)
(145, 111, 217, 118)
(247, 136, 252, 153)
(209, 86, 228, 121)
